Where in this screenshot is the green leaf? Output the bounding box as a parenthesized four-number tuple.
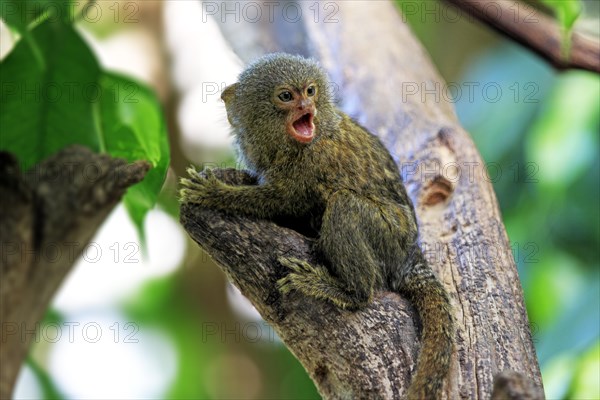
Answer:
(1, 0, 77, 67)
(0, 19, 170, 242)
(98, 72, 170, 243)
(539, 0, 582, 58)
(540, 0, 581, 31)
(1, 0, 43, 32)
(0, 0, 73, 32)
(26, 355, 65, 400)
(0, 20, 101, 168)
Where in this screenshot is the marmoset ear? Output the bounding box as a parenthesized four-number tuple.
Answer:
(221, 83, 238, 104)
(221, 83, 239, 125)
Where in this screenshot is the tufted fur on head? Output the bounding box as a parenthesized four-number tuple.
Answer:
(221, 53, 339, 172)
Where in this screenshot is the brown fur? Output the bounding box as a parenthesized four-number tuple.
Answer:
(181, 53, 454, 399)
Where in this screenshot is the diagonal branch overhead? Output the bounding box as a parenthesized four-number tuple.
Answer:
(443, 0, 600, 73)
(181, 1, 544, 398)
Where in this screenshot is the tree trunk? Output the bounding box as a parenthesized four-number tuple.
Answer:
(180, 1, 544, 399)
(0, 146, 149, 398)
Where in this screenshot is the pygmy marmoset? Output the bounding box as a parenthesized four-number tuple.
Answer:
(180, 53, 454, 399)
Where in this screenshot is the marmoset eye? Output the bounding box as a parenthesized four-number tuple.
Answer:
(278, 91, 293, 102)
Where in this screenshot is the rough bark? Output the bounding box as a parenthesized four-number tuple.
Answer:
(443, 0, 600, 73)
(0, 145, 149, 398)
(181, 1, 544, 399)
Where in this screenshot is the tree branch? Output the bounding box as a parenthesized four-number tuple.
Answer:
(0, 145, 150, 398)
(181, 1, 544, 398)
(443, 0, 600, 73)
(181, 200, 419, 398)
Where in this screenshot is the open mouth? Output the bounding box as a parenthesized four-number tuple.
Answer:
(291, 112, 315, 143)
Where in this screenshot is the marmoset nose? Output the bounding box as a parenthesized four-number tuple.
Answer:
(298, 98, 311, 110)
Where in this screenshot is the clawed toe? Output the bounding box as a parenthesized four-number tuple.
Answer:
(180, 177, 199, 189)
(277, 275, 295, 294)
(179, 188, 203, 204)
(278, 256, 315, 274)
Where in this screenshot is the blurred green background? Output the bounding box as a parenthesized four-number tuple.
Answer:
(2, 0, 598, 399)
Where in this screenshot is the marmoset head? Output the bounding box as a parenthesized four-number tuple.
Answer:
(221, 53, 336, 147)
